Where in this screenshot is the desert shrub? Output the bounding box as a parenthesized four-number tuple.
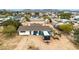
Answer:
(59, 23, 73, 33)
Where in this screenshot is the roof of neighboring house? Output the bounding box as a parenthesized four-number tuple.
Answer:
(18, 24, 52, 31)
(74, 16, 79, 19)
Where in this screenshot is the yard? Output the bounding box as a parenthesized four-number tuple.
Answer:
(15, 35, 76, 50)
(0, 33, 22, 50)
(0, 32, 77, 50)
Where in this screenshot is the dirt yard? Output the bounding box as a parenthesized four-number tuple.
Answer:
(15, 35, 77, 50)
(0, 33, 77, 50)
(0, 33, 22, 50)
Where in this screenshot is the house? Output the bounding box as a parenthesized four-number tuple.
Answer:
(74, 16, 79, 20)
(0, 17, 9, 25)
(39, 12, 43, 17)
(73, 16, 79, 23)
(18, 24, 52, 40)
(14, 16, 22, 21)
(58, 19, 70, 23)
(0, 18, 4, 25)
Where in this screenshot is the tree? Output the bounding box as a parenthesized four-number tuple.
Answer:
(2, 19, 21, 37)
(0, 10, 13, 16)
(43, 15, 52, 23)
(35, 12, 39, 16)
(59, 12, 72, 19)
(59, 23, 73, 33)
(2, 19, 21, 29)
(3, 25, 16, 36)
(25, 16, 30, 21)
(74, 29, 79, 43)
(5, 12, 13, 17)
(26, 12, 32, 17)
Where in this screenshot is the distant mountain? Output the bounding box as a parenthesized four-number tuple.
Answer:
(0, 9, 79, 12)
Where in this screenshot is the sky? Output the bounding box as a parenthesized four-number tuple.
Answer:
(0, 0, 79, 9)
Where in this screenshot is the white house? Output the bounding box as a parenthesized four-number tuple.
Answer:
(73, 16, 79, 23)
(18, 24, 52, 36)
(19, 31, 30, 35)
(59, 19, 70, 23)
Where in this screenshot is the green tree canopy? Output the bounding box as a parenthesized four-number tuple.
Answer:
(24, 16, 30, 21)
(2, 19, 21, 29)
(35, 12, 39, 16)
(2, 19, 21, 37)
(59, 12, 72, 19)
(3, 25, 16, 36)
(43, 15, 52, 23)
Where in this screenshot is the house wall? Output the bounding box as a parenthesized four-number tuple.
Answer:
(31, 31, 34, 35)
(31, 31, 39, 35)
(18, 30, 52, 37)
(19, 31, 30, 35)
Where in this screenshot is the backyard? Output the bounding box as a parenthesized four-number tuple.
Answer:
(0, 33, 77, 50)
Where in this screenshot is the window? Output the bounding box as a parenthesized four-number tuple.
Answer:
(20, 31, 25, 33)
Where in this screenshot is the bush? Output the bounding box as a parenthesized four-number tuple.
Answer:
(59, 23, 73, 33)
(25, 16, 30, 21)
(2, 19, 21, 29)
(3, 25, 16, 36)
(59, 12, 72, 19)
(43, 15, 52, 23)
(2, 19, 21, 37)
(74, 29, 79, 43)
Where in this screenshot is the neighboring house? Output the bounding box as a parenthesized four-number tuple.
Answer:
(0, 15, 6, 18)
(30, 15, 39, 19)
(54, 23, 64, 28)
(73, 16, 79, 23)
(0, 18, 4, 25)
(44, 12, 49, 16)
(7, 16, 22, 21)
(0, 17, 9, 25)
(31, 12, 35, 16)
(54, 19, 71, 27)
(58, 19, 70, 23)
(18, 24, 52, 40)
(0, 16, 23, 25)
(74, 16, 79, 20)
(52, 14, 58, 19)
(39, 12, 43, 17)
(14, 16, 22, 21)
